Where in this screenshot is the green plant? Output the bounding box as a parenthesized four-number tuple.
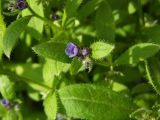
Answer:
(0, 0, 160, 120)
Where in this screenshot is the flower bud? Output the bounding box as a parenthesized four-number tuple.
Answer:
(16, 0, 27, 10)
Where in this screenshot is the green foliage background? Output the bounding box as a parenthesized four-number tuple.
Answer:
(0, 0, 160, 120)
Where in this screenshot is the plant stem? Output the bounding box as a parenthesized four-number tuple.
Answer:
(27, 6, 59, 30)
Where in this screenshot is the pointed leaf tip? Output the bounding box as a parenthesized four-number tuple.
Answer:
(3, 16, 32, 58)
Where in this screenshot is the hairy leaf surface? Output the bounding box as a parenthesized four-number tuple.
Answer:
(58, 84, 136, 120)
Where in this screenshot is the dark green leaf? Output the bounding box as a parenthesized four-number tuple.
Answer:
(3, 16, 32, 58)
(32, 42, 70, 63)
(65, 0, 83, 18)
(95, 1, 115, 42)
(115, 43, 160, 65)
(142, 25, 160, 44)
(70, 57, 82, 75)
(107, 0, 129, 10)
(77, 0, 103, 20)
(58, 84, 136, 120)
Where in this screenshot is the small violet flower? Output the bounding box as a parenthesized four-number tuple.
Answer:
(65, 42, 79, 58)
(16, 0, 27, 10)
(52, 15, 59, 21)
(1, 99, 11, 109)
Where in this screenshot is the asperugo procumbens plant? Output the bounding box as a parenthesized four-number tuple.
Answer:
(1, 0, 160, 119)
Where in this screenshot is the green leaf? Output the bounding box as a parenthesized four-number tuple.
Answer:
(0, 3, 6, 60)
(90, 41, 114, 59)
(0, 75, 16, 100)
(3, 16, 32, 58)
(0, 100, 6, 117)
(145, 58, 160, 95)
(32, 42, 70, 63)
(22, 0, 44, 40)
(95, 1, 115, 42)
(43, 59, 70, 87)
(65, 0, 83, 18)
(115, 43, 160, 65)
(3, 110, 18, 120)
(70, 57, 82, 75)
(6, 63, 50, 92)
(77, 0, 103, 20)
(142, 25, 160, 44)
(43, 91, 57, 120)
(107, 0, 129, 10)
(58, 84, 136, 120)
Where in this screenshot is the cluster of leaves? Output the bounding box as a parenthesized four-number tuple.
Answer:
(0, 0, 160, 119)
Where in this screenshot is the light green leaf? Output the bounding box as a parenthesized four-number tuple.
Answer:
(43, 59, 70, 87)
(0, 75, 16, 100)
(145, 58, 160, 95)
(70, 57, 82, 75)
(6, 63, 50, 92)
(90, 41, 114, 59)
(32, 42, 70, 63)
(77, 0, 103, 21)
(0, 101, 6, 117)
(22, 0, 44, 40)
(95, 1, 115, 42)
(58, 84, 136, 120)
(0, 3, 6, 60)
(128, 2, 136, 14)
(3, 16, 32, 58)
(43, 91, 57, 120)
(3, 110, 18, 120)
(115, 43, 160, 65)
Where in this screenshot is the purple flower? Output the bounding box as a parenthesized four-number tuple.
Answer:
(16, 0, 27, 10)
(1, 99, 11, 109)
(65, 42, 79, 58)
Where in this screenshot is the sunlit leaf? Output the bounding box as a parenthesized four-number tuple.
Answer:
(22, 0, 44, 40)
(0, 75, 16, 100)
(44, 91, 57, 120)
(43, 59, 70, 87)
(115, 43, 160, 65)
(90, 41, 114, 59)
